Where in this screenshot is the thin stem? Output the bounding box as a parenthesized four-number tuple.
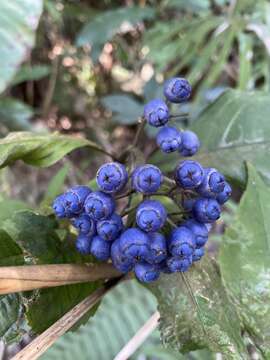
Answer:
(169, 113, 189, 119)
(166, 217, 177, 228)
(132, 117, 146, 147)
(163, 176, 176, 187)
(121, 205, 137, 217)
(115, 190, 135, 200)
(96, 146, 118, 161)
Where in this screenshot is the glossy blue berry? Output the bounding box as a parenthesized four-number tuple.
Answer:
(184, 219, 208, 248)
(134, 262, 160, 283)
(163, 77, 191, 103)
(119, 228, 150, 262)
(75, 234, 92, 255)
(144, 99, 169, 127)
(90, 235, 111, 261)
(192, 247, 205, 262)
(97, 213, 123, 241)
(179, 130, 200, 156)
(216, 181, 232, 204)
(136, 200, 167, 232)
(197, 168, 225, 198)
(193, 198, 221, 223)
(182, 198, 196, 212)
(72, 213, 96, 237)
(156, 126, 182, 153)
(146, 232, 167, 264)
(175, 160, 204, 189)
(96, 162, 128, 194)
(84, 191, 115, 221)
(111, 239, 134, 273)
(53, 186, 92, 218)
(132, 164, 163, 194)
(169, 226, 195, 257)
(166, 255, 192, 272)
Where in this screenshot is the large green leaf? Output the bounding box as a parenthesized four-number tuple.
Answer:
(219, 164, 270, 358)
(148, 257, 247, 358)
(41, 280, 157, 360)
(0, 132, 102, 169)
(0, 98, 33, 131)
(152, 90, 270, 184)
(11, 64, 50, 86)
(0, 0, 43, 93)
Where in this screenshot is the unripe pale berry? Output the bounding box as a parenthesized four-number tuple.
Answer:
(197, 168, 225, 198)
(175, 160, 204, 189)
(97, 213, 123, 241)
(193, 198, 221, 223)
(75, 234, 92, 255)
(179, 130, 200, 156)
(132, 164, 163, 194)
(134, 262, 160, 283)
(156, 126, 182, 153)
(96, 162, 128, 194)
(90, 235, 111, 261)
(169, 226, 195, 257)
(119, 228, 150, 262)
(84, 191, 115, 221)
(136, 200, 167, 232)
(144, 99, 169, 127)
(163, 77, 191, 103)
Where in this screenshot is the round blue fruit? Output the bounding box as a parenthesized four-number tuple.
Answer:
(111, 239, 134, 273)
(136, 200, 167, 233)
(134, 262, 160, 283)
(163, 77, 191, 103)
(192, 247, 205, 262)
(197, 168, 225, 198)
(75, 234, 92, 255)
(119, 228, 150, 262)
(97, 213, 123, 241)
(193, 198, 221, 223)
(72, 213, 96, 237)
(166, 255, 192, 272)
(146, 232, 167, 264)
(144, 99, 169, 127)
(216, 181, 232, 204)
(132, 164, 163, 194)
(179, 130, 200, 156)
(156, 126, 182, 153)
(90, 235, 111, 261)
(184, 219, 208, 248)
(175, 160, 204, 189)
(96, 162, 128, 194)
(84, 191, 115, 221)
(169, 226, 195, 257)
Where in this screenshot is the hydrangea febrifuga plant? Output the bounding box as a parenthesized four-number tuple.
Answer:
(53, 77, 231, 283)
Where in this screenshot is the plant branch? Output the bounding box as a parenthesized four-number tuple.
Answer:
(132, 117, 145, 148)
(0, 263, 120, 295)
(114, 311, 160, 360)
(12, 282, 118, 360)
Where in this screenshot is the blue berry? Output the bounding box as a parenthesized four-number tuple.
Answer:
(111, 239, 134, 273)
(136, 200, 167, 232)
(75, 234, 92, 255)
(175, 160, 204, 189)
(179, 130, 200, 156)
(97, 213, 123, 241)
(193, 198, 221, 223)
(53, 186, 91, 218)
(182, 198, 196, 212)
(90, 235, 111, 261)
(72, 213, 96, 237)
(216, 181, 232, 204)
(197, 168, 225, 198)
(132, 164, 163, 194)
(156, 126, 182, 153)
(134, 262, 160, 283)
(192, 247, 205, 262)
(184, 219, 208, 248)
(96, 162, 128, 194)
(164, 77, 191, 103)
(144, 99, 169, 127)
(119, 228, 150, 262)
(146, 232, 167, 264)
(169, 226, 195, 257)
(166, 255, 192, 272)
(84, 191, 115, 221)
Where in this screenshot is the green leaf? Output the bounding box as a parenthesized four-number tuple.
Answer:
(0, 98, 33, 131)
(219, 163, 270, 358)
(0, 131, 102, 169)
(76, 6, 155, 58)
(0, 199, 31, 226)
(42, 164, 70, 205)
(152, 90, 270, 184)
(165, 0, 210, 12)
(238, 33, 253, 90)
(41, 280, 157, 360)
(101, 94, 143, 125)
(0, 229, 24, 266)
(148, 257, 247, 358)
(11, 64, 50, 86)
(0, 0, 43, 93)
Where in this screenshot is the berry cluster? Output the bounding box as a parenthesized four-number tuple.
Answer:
(53, 77, 231, 283)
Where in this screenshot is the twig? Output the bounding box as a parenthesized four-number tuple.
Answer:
(42, 55, 59, 119)
(0, 264, 120, 295)
(114, 311, 160, 360)
(169, 113, 189, 119)
(12, 282, 118, 360)
(132, 117, 145, 148)
(166, 217, 177, 228)
(115, 190, 135, 200)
